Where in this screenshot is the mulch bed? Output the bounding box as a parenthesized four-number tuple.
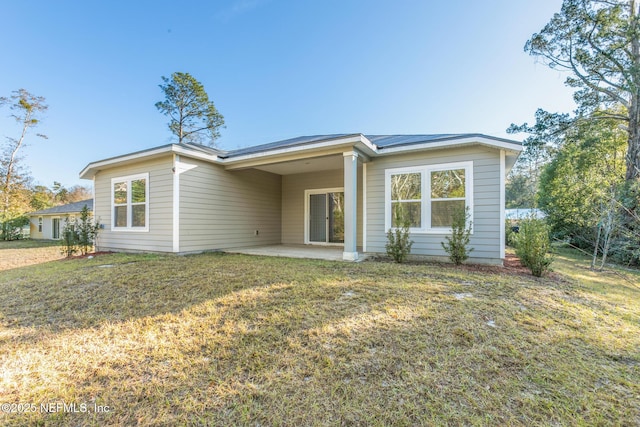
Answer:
(454, 253, 531, 276)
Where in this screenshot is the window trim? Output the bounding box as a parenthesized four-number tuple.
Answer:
(384, 161, 473, 234)
(38, 217, 43, 233)
(111, 173, 149, 232)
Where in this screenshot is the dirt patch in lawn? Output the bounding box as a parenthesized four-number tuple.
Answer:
(67, 251, 113, 260)
(0, 241, 65, 271)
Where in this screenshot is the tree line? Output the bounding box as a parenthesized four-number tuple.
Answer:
(0, 90, 91, 239)
(507, 0, 640, 267)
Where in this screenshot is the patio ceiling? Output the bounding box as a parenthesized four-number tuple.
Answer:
(251, 154, 345, 175)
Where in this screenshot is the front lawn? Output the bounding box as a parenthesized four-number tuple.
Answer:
(0, 249, 638, 425)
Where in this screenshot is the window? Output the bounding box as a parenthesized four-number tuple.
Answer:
(111, 173, 149, 231)
(430, 168, 466, 227)
(38, 217, 43, 232)
(390, 172, 422, 228)
(385, 162, 473, 233)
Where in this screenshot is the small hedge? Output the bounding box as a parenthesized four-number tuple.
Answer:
(514, 217, 553, 277)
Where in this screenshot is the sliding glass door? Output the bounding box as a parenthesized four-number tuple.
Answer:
(308, 191, 344, 244)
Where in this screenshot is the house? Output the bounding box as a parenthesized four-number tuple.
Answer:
(505, 208, 546, 221)
(29, 199, 93, 240)
(79, 134, 521, 264)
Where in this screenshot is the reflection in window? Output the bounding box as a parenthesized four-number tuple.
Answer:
(390, 173, 421, 228)
(112, 174, 148, 230)
(386, 163, 472, 231)
(431, 169, 466, 228)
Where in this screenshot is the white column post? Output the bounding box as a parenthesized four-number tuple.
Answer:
(343, 151, 359, 261)
(172, 154, 180, 253)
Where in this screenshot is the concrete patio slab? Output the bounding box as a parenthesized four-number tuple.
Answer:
(225, 245, 367, 262)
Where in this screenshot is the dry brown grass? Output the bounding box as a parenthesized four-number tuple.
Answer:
(0, 247, 638, 426)
(0, 240, 64, 272)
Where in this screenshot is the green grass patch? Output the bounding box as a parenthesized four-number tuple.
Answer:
(0, 239, 59, 250)
(0, 249, 638, 425)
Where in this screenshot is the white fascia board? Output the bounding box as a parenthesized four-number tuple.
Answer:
(172, 144, 223, 163)
(79, 144, 223, 179)
(374, 137, 523, 156)
(79, 145, 175, 179)
(221, 134, 368, 165)
(355, 135, 378, 156)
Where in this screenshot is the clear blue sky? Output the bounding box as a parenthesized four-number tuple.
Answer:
(1, 0, 574, 188)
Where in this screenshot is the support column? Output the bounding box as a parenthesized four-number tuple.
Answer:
(343, 151, 359, 261)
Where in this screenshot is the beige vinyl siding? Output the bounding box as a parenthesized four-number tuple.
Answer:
(94, 156, 173, 252)
(29, 216, 45, 239)
(179, 159, 282, 252)
(281, 166, 363, 246)
(366, 146, 502, 263)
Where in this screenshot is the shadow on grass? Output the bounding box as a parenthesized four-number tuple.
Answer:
(0, 252, 638, 425)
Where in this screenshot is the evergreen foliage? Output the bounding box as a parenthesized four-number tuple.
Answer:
(0, 216, 28, 241)
(155, 72, 225, 147)
(514, 217, 554, 277)
(441, 207, 473, 265)
(386, 221, 413, 263)
(60, 205, 100, 257)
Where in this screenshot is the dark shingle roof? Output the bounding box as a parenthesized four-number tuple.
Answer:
(366, 134, 470, 148)
(220, 133, 520, 158)
(30, 199, 93, 216)
(221, 134, 354, 158)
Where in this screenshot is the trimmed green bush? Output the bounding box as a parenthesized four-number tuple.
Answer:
(60, 205, 100, 257)
(441, 207, 473, 265)
(386, 222, 413, 263)
(514, 217, 553, 277)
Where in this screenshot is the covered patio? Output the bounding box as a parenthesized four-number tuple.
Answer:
(223, 135, 372, 261)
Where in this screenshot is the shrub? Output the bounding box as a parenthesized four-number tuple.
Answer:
(76, 205, 100, 255)
(441, 206, 473, 265)
(60, 220, 78, 257)
(386, 222, 413, 263)
(505, 220, 518, 247)
(0, 216, 29, 241)
(60, 206, 100, 257)
(514, 216, 553, 277)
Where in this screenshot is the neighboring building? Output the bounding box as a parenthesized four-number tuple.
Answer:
(79, 134, 521, 264)
(505, 208, 546, 221)
(29, 199, 93, 240)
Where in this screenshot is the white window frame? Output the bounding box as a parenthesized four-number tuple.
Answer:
(384, 161, 473, 234)
(38, 217, 43, 233)
(111, 173, 149, 232)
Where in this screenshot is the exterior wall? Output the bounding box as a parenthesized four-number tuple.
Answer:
(281, 166, 363, 246)
(365, 146, 503, 263)
(94, 156, 174, 252)
(29, 215, 75, 240)
(178, 158, 282, 252)
(29, 216, 46, 239)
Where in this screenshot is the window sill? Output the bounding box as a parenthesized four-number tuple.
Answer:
(111, 227, 149, 232)
(390, 228, 474, 235)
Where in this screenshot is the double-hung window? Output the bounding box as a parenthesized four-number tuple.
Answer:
(385, 161, 473, 233)
(111, 173, 149, 231)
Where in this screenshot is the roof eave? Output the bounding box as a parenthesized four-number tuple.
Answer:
(79, 134, 523, 179)
(222, 134, 378, 167)
(79, 144, 223, 179)
(374, 136, 522, 156)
